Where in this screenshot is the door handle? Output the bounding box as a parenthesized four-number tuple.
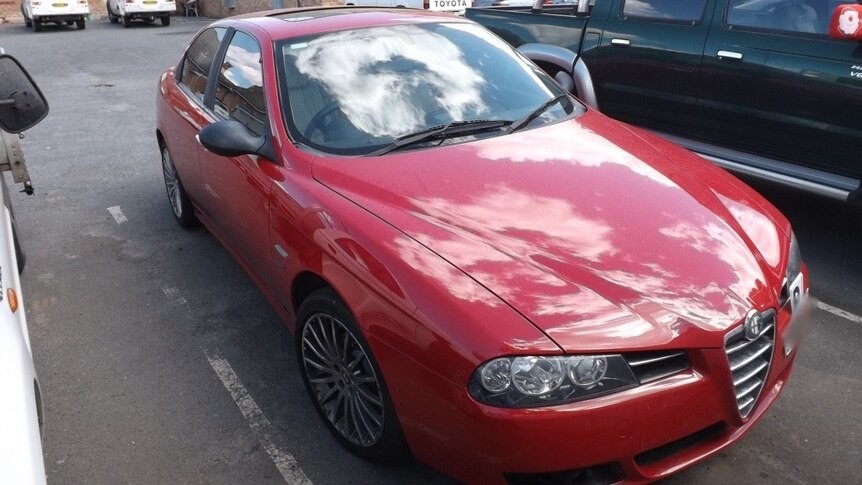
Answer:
(717, 50, 743, 61)
(611, 38, 631, 47)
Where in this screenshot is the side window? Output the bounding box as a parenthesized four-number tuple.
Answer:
(214, 31, 267, 136)
(179, 27, 227, 102)
(726, 0, 853, 35)
(622, 0, 708, 23)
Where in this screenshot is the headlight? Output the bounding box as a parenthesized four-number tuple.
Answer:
(468, 355, 638, 408)
(781, 233, 802, 306)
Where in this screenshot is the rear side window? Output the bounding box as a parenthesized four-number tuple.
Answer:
(622, 0, 708, 22)
(726, 0, 853, 35)
(214, 31, 267, 136)
(179, 27, 227, 102)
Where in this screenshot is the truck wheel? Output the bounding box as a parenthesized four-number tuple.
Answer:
(76, 18, 85, 29)
(107, 3, 118, 22)
(122, 15, 131, 27)
(160, 15, 170, 26)
(32, 18, 42, 32)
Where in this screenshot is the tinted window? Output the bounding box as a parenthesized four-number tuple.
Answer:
(278, 22, 579, 156)
(623, 0, 707, 22)
(179, 27, 227, 102)
(726, 0, 854, 35)
(214, 31, 267, 136)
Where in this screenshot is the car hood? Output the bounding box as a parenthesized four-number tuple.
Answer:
(312, 113, 781, 352)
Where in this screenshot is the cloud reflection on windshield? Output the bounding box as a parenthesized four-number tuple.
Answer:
(292, 25, 487, 138)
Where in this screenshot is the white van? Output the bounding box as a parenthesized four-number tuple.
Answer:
(344, 0, 424, 9)
(20, 0, 90, 32)
(106, 0, 176, 27)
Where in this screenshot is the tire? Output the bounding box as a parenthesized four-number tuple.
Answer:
(76, 18, 85, 29)
(160, 15, 170, 26)
(296, 288, 407, 462)
(107, 2, 118, 23)
(21, 4, 32, 27)
(32, 18, 42, 32)
(160, 143, 197, 228)
(122, 14, 131, 27)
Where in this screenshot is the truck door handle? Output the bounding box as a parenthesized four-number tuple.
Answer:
(717, 50, 743, 61)
(611, 38, 630, 47)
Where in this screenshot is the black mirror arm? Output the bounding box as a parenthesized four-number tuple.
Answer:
(255, 134, 277, 162)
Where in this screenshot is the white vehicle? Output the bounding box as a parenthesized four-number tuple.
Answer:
(20, 0, 89, 32)
(0, 51, 49, 485)
(106, 0, 175, 27)
(344, 0, 424, 8)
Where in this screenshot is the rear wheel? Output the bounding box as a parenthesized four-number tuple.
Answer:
(296, 288, 407, 462)
(75, 17, 85, 29)
(160, 143, 197, 228)
(160, 15, 170, 26)
(122, 14, 131, 27)
(32, 18, 42, 32)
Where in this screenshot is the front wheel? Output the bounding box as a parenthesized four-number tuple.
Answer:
(160, 15, 170, 26)
(160, 144, 197, 228)
(107, 3, 118, 23)
(75, 17, 85, 29)
(296, 288, 407, 462)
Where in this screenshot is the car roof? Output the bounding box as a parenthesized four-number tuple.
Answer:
(218, 7, 471, 40)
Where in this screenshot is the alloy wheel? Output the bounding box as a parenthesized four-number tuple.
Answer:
(301, 313, 385, 447)
(161, 146, 182, 218)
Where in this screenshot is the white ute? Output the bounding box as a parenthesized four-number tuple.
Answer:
(106, 0, 175, 27)
(20, 0, 90, 32)
(0, 50, 49, 485)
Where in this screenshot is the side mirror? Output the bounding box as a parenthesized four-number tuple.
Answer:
(0, 54, 49, 134)
(198, 119, 276, 161)
(829, 4, 862, 41)
(554, 71, 575, 93)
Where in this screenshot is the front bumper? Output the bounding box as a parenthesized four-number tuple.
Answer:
(373, 297, 811, 484)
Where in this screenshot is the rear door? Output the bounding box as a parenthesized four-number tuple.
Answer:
(699, 0, 862, 180)
(595, 0, 716, 135)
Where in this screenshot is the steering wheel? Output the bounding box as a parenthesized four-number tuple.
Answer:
(303, 102, 343, 140)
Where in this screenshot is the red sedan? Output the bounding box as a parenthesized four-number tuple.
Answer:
(155, 7, 812, 484)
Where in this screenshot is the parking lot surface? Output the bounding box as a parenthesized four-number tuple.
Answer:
(1, 17, 860, 484)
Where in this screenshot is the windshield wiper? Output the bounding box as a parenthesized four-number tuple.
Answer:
(505, 93, 568, 135)
(369, 119, 513, 156)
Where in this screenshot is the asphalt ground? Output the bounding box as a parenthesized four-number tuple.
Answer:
(1, 17, 860, 485)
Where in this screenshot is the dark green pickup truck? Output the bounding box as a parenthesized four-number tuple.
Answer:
(466, 0, 862, 201)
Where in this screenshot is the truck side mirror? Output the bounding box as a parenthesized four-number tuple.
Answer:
(0, 54, 49, 134)
(829, 4, 862, 41)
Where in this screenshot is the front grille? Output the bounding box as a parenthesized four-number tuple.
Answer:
(624, 350, 690, 384)
(634, 422, 727, 467)
(724, 310, 776, 418)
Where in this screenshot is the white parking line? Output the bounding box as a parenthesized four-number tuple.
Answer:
(203, 348, 312, 485)
(107, 206, 128, 224)
(817, 301, 862, 324)
(161, 286, 188, 307)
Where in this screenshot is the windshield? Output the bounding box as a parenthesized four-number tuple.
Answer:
(277, 21, 582, 156)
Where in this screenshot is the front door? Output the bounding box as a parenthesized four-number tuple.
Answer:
(198, 29, 276, 273)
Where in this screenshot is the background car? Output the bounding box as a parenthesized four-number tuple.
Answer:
(0, 50, 50, 485)
(106, 0, 175, 27)
(20, 0, 89, 32)
(156, 8, 811, 484)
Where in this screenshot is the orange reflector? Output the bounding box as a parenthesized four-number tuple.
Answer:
(7, 288, 18, 313)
